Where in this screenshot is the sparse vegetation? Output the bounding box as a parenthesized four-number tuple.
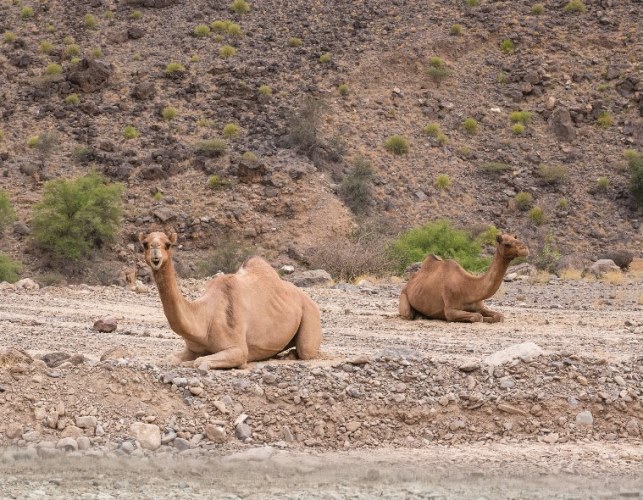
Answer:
(104, 10, 114, 20)
(625, 150, 643, 207)
(3, 31, 17, 43)
(259, 84, 272, 96)
(450, 24, 462, 36)
(512, 123, 525, 135)
(500, 39, 515, 54)
(72, 145, 93, 163)
(288, 37, 302, 47)
(165, 62, 186, 76)
(528, 206, 546, 225)
(196, 138, 227, 157)
(532, 233, 560, 273)
(426, 56, 450, 85)
(20, 6, 33, 18)
(436, 133, 449, 146)
(196, 239, 255, 276)
(122, 126, 138, 140)
(44, 63, 62, 76)
(84, 14, 98, 29)
(161, 107, 177, 121)
(0, 254, 22, 283)
(531, 3, 544, 14)
(65, 93, 80, 105)
(596, 176, 609, 191)
(242, 151, 258, 162)
(319, 53, 331, 63)
(39, 41, 53, 54)
(564, 0, 586, 12)
(514, 191, 533, 211)
(338, 84, 349, 96)
(27, 132, 57, 158)
(222, 123, 240, 138)
(479, 162, 511, 174)
(597, 111, 613, 128)
(465, 0, 480, 6)
(230, 0, 250, 14)
(435, 174, 451, 191)
(340, 156, 374, 215)
(537, 164, 569, 185)
(497, 72, 508, 84)
(46, 24, 56, 33)
(389, 220, 497, 273)
(422, 123, 441, 137)
(219, 45, 237, 58)
(227, 23, 243, 37)
(510, 111, 532, 124)
(286, 96, 327, 154)
(64, 44, 81, 57)
(193, 24, 211, 37)
(560, 268, 582, 281)
(63, 36, 75, 45)
(131, 10, 142, 20)
(32, 171, 124, 260)
(556, 197, 569, 209)
(91, 48, 102, 58)
(0, 190, 16, 233)
(207, 175, 230, 190)
(384, 135, 410, 155)
(463, 117, 479, 135)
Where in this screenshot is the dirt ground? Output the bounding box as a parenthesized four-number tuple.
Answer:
(0, 273, 642, 498)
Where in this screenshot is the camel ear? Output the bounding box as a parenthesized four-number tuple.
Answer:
(496, 234, 503, 244)
(138, 232, 146, 244)
(168, 232, 178, 245)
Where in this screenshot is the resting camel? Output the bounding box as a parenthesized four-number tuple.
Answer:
(399, 234, 529, 323)
(139, 231, 322, 370)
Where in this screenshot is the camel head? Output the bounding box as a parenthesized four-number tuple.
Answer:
(495, 233, 529, 261)
(139, 231, 177, 272)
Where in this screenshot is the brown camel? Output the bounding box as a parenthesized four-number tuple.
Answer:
(399, 234, 529, 323)
(139, 231, 322, 370)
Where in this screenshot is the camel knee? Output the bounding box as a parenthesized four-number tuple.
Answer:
(399, 292, 416, 320)
(294, 301, 322, 360)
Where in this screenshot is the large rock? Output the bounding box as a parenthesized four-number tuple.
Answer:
(93, 317, 117, 333)
(131, 82, 156, 100)
(67, 59, 112, 92)
(15, 278, 39, 290)
(0, 348, 32, 368)
(548, 108, 576, 142)
(484, 342, 544, 366)
(130, 422, 161, 450)
(286, 270, 333, 287)
(587, 259, 621, 277)
(597, 251, 633, 270)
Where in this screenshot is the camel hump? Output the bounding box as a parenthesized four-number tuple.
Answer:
(420, 253, 443, 271)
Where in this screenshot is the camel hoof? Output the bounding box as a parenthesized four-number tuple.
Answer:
(197, 362, 209, 374)
(181, 360, 195, 368)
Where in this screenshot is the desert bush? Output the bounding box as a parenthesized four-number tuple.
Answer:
(479, 162, 511, 174)
(500, 39, 515, 54)
(32, 171, 123, 260)
(426, 56, 450, 84)
(0, 190, 16, 233)
(161, 107, 177, 121)
(84, 14, 98, 29)
(435, 174, 451, 191)
(20, 6, 33, 18)
(44, 63, 62, 76)
(131, 10, 142, 19)
(190, 54, 201, 62)
(537, 164, 568, 184)
(104, 10, 114, 20)
(196, 138, 227, 157)
(514, 191, 533, 211)
(465, 0, 480, 6)
(222, 123, 240, 138)
(423, 123, 441, 137)
(46, 24, 56, 33)
(39, 41, 53, 53)
(528, 206, 546, 225)
(35, 271, 65, 287)
(340, 156, 374, 215)
(288, 37, 302, 47)
(70, 57, 81, 65)
(286, 96, 327, 153)
(27, 132, 58, 158)
(384, 135, 409, 155)
(319, 53, 331, 63)
(165, 62, 185, 76)
(559, 268, 582, 281)
(227, 23, 243, 37)
(436, 133, 449, 145)
(450, 24, 462, 36)
(556, 197, 569, 209)
(122, 126, 138, 139)
(338, 84, 349, 96)
(497, 71, 508, 84)
(0, 129, 4, 141)
(597, 111, 613, 128)
(230, 0, 250, 14)
(463, 117, 479, 135)
(219, 45, 236, 58)
(3, 31, 16, 43)
(531, 3, 544, 14)
(596, 176, 609, 191)
(626, 150, 643, 206)
(511, 123, 525, 135)
(65, 93, 80, 105)
(211, 20, 226, 32)
(532, 232, 560, 273)
(196, 239, 255, 276)
(90, 48, 102, 58)
(564, 0, 586, 12)
(64, 44, 81, 57)
(258, 84, 272, 96)
(510, 111, 532, 124)
(207, 175, 230, 190)
(0, 254, 22, 283)
(193, 24, 210, 37)
(389, 220, 496, 273)
(72, 145, 93, 163)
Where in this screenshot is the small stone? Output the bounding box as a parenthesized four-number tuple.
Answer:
(5, 422, 23, 439)
(235, 423, 252, 441)
(15, 278, 39, 290)
(129, 422, 161, 451)
(120, 441, 136, 454)
(459, 362, 479, 372)
(205, 424, 226, 443)
(484, 342, 543, 366)
(280, 265, 295, 274)
(262, 373, 277, 385)
(625, 418, 640, 437)
(576, 375, 588, 386)
(76, 436, 91, 451)
(346, 421, 361, 432)
(56, 437, 78, 452)
(282, 426, 295, 442)
(173, 438, 191, 451)
(75, 416, 97, 429)
(189, 386, 203, 396)
(543, 433, 559, 444)
(93, 317, 117, 333)
(22, 431, 40, 442)
(613, 375, 626, 387)
(161, 430, 177, 444)
(575, 410, 594, 426)
(499, 376, 516, 389)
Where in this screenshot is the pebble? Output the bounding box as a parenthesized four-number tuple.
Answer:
(75, 416, 97, 429)
(173, 438, 191, 451)
(499, 376, 516, 389)
(235, 423, 252, 441)
(77, 436, 91, 451)
(56, 437, 78, 452)
(575, 410, 594, 426)
(129, 422, 161, 451)
(205, 424, 226, 443)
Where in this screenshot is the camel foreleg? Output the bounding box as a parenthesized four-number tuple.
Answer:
(477, 303, 504, 323)
(166, 347, 200, 366)
(444, 307, 484, 323)
(399, 290, 417, 320)
(291, 297, 322, 360)
(194, 347, 247, 372)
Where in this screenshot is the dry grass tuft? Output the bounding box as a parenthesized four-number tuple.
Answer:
(530, 270, 551, 285)
(601, 271, 625, 285)
(559, 268, 582, 281)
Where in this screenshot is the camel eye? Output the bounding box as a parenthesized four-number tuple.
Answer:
(504, 243, 511, 247)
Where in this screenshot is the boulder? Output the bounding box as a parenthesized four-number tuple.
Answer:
(484, 342, 544, 366)
(286, 270, 333, 287)
(67, 59, 112, 93)
(130, 422, 161, 450)
(131, 82, 156, 100)
(548, 107, 576, 142)
(93, 317, 117, 333)
(15, 278, 39, 290)
(587, 259, 621, 277)
(597, 250, 633, 270)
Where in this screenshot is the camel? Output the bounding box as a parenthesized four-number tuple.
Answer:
(139, 231, 322, 370)
(399, 234, 529, 323)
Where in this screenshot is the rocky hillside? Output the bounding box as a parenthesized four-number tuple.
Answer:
(0, 0, 641, 281)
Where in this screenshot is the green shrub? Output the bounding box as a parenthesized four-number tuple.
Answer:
(564, 0, 586, 12)
(426, 56, 449, 84)
(32, 171, 124, 260)
(286, 96, 327, 153)
(537, 164, 568, 184)
(465, 0, 480, 6)
(497, 71, 508, 84)
(197, 138, 227, 157)
(479, 162, 511, 174)
(500, 39, 515, 54)
(20, 6, 33, 18)
(463, 117, 479, 134)
(46, 24, 56, 33)
(596, 176, 609, 191)
(190, 54, 200, 62)
(389, 220, 496, 273)
(131, 10, 142, 19)
(0, 190, 16, 233)
(219, 45, 236, 58)
(435, 174, 451, 191)
(242, 151, 258, 161)
(39, 41, 53, 54)
(123, 126, 138, 139)
(423, 123, 441, 137)
(256, 84, 272, 96)
(35, 271, 65, 287)
(27, 135, 40, 147)
(27, 132, 57, 158)
(511, 123, 525, 135)
(532, 232, 560, 273)
(63, 36, 75, 45)
(44, 63, 62, 76)
(70, 57, 81, 64)
(161, 106, 177, 121)
(288, 37, 302, 47)
(196, 239, 255, 276)
(153, 191, 163, 201)
(436, 133, 449, 146)
(450, 24, 462, 36)
(3, 31, 16, 43)
(84, 14, 98, 29)
(510, 111, 532, 124)
(230, 0, 250, 14)
(514, 191, 533, 211)
(194, 24, 211, 37)
(340, 156, 374, 215)
(528, 206, 546, 225)
(227, 23, 243, 37)
(64, 44, 81, 57)
(384, 135, 409, 155)
(65, 93, 80, 105)
(72, 145, 93, 163)
(319, 53, 331, 63)
(597, 111, 613, 128)
(626, 150, 643, 207)
(222, 123, 240, 138)
(556, 197, 569, 209)
(210, 20, 226, 32)
(0, 254, 22, 283)
(532, 3, 544, 14)
(338, 84, 349, 96)
(0, 129, 4, 141)
(104, 10, 114, 20)
(207, 175, 230, 190)
(165, 62, 185, 76)
(90, 47, 102, 58)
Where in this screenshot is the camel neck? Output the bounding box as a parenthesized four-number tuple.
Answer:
(476, 249, 511, 298)
(152, 260, 198, 340)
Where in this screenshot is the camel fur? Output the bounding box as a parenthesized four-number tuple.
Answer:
(139, 231, 322, 370)
(399, 233, 529, 323)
